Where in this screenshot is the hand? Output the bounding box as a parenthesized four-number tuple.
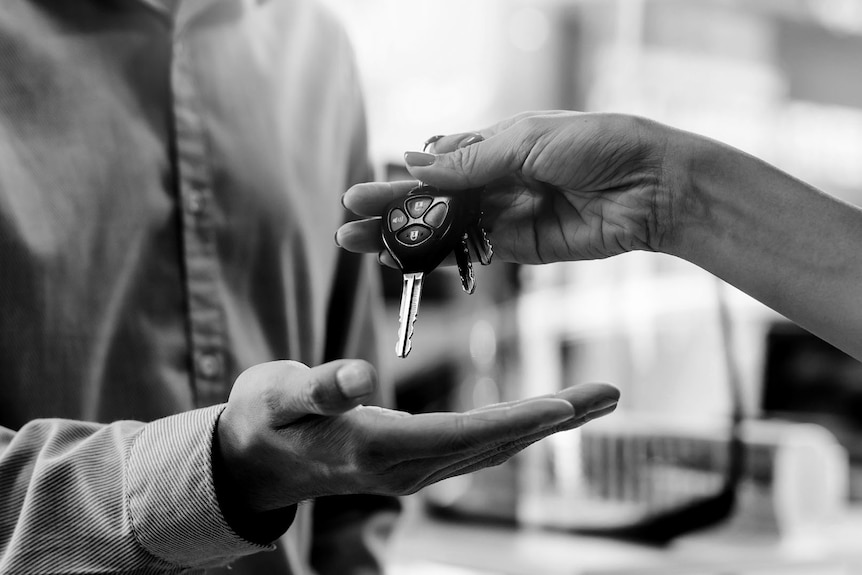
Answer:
(216, 359, 618, 514)
(337, 111, 679, 266)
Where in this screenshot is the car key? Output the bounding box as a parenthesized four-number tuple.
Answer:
(381, 183, 475, 357)
(466, 218, 493, 266)
(456, 190, 492, 294)
(454, 232, 475, 295)
(464, 188, 494, 266)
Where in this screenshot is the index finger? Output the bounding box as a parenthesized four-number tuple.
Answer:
(423, 110, 571, 154)
(381, 397, 575, 459)
(424, 111, 571, 155)
(469, 381, 620, 418)
(342, 180, 417, 217)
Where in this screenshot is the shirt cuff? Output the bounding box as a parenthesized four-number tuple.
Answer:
(126, 405, 275, 568)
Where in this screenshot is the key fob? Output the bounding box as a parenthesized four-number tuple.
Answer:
(382, 184, 473, 274)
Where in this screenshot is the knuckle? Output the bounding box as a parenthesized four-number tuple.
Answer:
(260, 385, 283, 415)
(291, 384, 320, 414)
(306, 378, 335, 407)
(517, 114, 554, 143)
(510, 118, 545, 167)
(454, 143, 479, 173)
(519, 114, 543, 133)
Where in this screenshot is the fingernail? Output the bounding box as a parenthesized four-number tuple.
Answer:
(337, 363, 374, 398)
(404, 151, 436, 167)
(423, 134, 445, 151)
(457, 133, 484, 148)
(588, 397, 618, 414)
(333, 230, 342, 247)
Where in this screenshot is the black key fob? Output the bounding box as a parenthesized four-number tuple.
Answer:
(381, 184, 474, 274)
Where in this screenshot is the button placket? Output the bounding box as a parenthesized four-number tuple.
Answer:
(196, 351, 223, 379)
(171, 37, 229, 404)
(186, 187, 206, 216)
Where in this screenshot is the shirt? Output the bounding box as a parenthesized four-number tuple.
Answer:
(0, 0, 395, 572)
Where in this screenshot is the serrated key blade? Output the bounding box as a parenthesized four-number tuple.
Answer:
(396, 271, 424, 358)
(467, 219, 493, 266)
(454, 233, 475, 294)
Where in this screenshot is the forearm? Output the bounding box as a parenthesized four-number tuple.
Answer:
(665, 132, 862, 359)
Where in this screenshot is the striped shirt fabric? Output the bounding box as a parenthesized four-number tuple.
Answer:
(0, 406, 271, 573)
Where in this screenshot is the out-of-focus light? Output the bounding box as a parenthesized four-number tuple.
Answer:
(423, 473, 473, 508)
(471, 376, 501, 408)
(808, 0, 862, 35)
(507, 7, 550, 52)
(777, 101, 862, 194)
(469, 319, 497, 368)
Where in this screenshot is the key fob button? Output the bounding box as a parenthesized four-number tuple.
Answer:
(406, 196, 433, 218)
(397, 224, 432, 245)
(423, 202, 448, 228)
(388, 208, 409, 232)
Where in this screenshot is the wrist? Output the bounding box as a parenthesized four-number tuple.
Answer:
(650, 124, 717, 259)
(212, 412, 297, 543)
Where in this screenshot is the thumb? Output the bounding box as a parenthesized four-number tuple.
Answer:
(403, 130, 528, 190)
(256, 359, 378, 426)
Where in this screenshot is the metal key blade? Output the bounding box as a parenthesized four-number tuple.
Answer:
(396, 271, 425, 358)
(467, 219, 494, 266)
(454, 232, 476, 294)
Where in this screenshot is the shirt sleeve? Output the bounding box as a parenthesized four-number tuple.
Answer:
(0, 405, 272, 573)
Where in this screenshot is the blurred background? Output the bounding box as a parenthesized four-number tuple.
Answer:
(321, 1, 862, 573)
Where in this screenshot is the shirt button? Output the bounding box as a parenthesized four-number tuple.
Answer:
(196, 352, 222, 379)
(187, 188, 206, 215)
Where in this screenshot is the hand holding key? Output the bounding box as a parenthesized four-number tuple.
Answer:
(382, 184, 492, 357)
(336, 111, 668, 269)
